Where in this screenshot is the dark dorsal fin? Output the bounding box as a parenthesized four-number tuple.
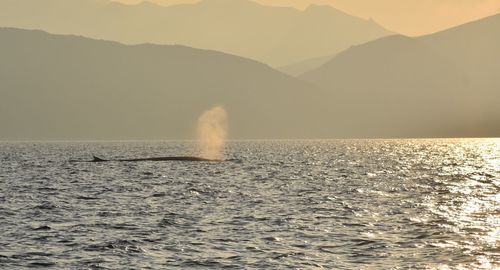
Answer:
(92, 155, 107, 162)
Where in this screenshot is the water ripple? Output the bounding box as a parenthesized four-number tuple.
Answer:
(0, 139, 499, 269)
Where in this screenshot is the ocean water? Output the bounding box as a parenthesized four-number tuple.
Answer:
(0, 139, 498, 269)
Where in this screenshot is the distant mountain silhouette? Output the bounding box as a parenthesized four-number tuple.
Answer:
(301, 14, 500, 137)
(2, 15, 498, 139)
(0, 0, 392, 67)
(419, 14, 500, 91)
(0, 28, 337, 140)
(278, 54, 334, 76)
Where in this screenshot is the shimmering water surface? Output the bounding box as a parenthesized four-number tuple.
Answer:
(0, 139, 499, 269)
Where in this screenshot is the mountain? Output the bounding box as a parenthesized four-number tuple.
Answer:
(0, 28, 334, 140)
(419, 14, 500, 91)
(278, 54, 334, 76)
(301, 14, 500, 137)
(0, 0, 392, 67)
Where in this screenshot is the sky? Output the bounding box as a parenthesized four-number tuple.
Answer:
(113, 0, 500, 36)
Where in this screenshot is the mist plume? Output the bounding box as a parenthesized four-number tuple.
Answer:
(197, 106, 228, 160)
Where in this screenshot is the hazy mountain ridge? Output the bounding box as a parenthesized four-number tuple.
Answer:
(0, 0, 392, 67)
(2, 14, 499, 139)
(278, 54, 334, 76)
(301, 14, 500, 137)
(419, 14, 500, 85)
(0, 28, 334, 140)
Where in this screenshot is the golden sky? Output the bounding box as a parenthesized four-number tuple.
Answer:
(114, 0, 500, 36)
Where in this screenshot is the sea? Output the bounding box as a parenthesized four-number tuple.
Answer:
(0, 139, 499, 269)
